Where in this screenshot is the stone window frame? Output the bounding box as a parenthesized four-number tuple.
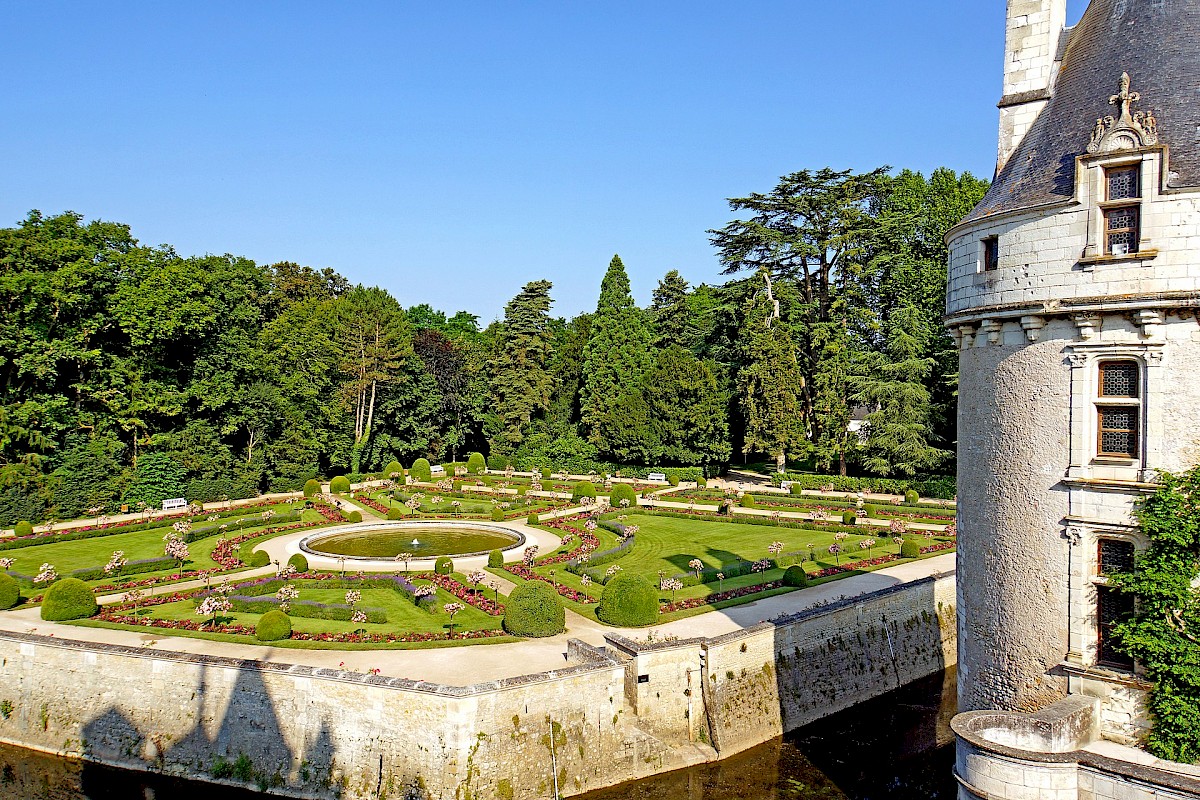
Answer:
(1078, 149, 1161, 266)
(1066, 344, 1163, 481)
(1095, 360, 1141, 459)
(1065, 524, 1143, 675)
(981, 235, 999, 272)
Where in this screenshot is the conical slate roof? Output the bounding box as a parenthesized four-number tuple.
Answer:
(965, 0, 1200, 223)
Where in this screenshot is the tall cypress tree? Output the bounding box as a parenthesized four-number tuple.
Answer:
(487, 281, 556, 455)
(580, 256, 654, 453)
(650, 269, 691, 349)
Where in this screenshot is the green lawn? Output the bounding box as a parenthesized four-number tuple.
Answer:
(0, 504, 326, 588)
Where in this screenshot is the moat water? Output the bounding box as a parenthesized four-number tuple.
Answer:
(0, 669, 956, 800)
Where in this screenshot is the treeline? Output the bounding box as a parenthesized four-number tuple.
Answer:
(0, 166, 985, 523)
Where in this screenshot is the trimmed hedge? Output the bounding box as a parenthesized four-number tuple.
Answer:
(434, 556, 453, 575)
(741, 494, 756, 509)
(571, 481, 597, 502)
(384, 460, 404, 479)
(256, 610, 293, 641)
(14, 521, 33, 537)
(905, 489, 920, 505)
(71, 556, 175, 582)
(597, 573, 658, 626)
(329, 475, 351, 493)
(287, 553, 309, 573)
(41, 578, 98, 621)
(608, 483, 637, 509)
(386, 507, 404, 520)
(230, 596, 386, 623)
(303, 479, 321, 497)
(900, 539, 921, 558)
(487, 549, 504, 568)
(503, 581, 565, 637)
(491, 507, 505, 522)
(841, 510, 856, 525)
(782, 565, 809, 588)
(248, 550, 271, 568)
(0, 573, 20, 609)
(773, 472, 956, 500)
(410, 458, 432, 482)
(527, 513, 539, 525)
(346, 510, 363, 523)
(466, 452, 487, 474)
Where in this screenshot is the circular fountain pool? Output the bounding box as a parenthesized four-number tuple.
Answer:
(299, 521, 524, 560)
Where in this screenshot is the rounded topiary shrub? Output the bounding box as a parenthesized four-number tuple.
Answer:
(571, 481, 597, 502)
(597, 573, 658, 627)
(256, 610, 292, 641)
(434, 556, 453, 575)
(740, 494, 756, 508)
(905, 489, 920, 505)
(40, 578, 98, 621)
(466, 452, 487, 474)
(487, 549, 504, 568)
(302, 479, 320, 497)
(0, 573, 20, 610)
(540, 467, 553, 480)
(900, 539, 921, 559)
(841, 510, 857, 525)
(329, 475, 351, 493)
(667, 474, 680, 487)
(249, 550, 271, 568)
(287, 553, 309, 573)
(789, 483, 803, 496)
(346, 510, 363, 523)
(384, 460, 404, 479)
(14, 521, 33, 537)
(386, 507, 404, 520)
(864, 504, 878, 519)
(527, 513, 539, 525)
(410, 458, 432, 482)
(782, 565, 810, 588)
(503, 581, 565, 637)
(609, 483, 637, 509)
(491, 506, 505, 521)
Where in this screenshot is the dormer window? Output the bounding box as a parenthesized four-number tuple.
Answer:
(1104, 165, 1140, 256)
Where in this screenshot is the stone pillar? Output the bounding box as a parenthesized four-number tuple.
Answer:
(997, 0, 1067, 173)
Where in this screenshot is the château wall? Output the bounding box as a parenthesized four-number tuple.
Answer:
(0, 571, 955, 799)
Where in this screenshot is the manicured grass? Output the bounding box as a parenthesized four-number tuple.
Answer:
(0, 505, 326, 588)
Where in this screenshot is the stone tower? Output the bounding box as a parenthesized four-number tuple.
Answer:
(947, 0, 1200, 741)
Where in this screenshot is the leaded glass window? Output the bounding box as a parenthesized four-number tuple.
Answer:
(1099, 362, 1139, 398)
(1105, 206, 1140, 256)
(1107, 166, 1139, 201)
(1097, 586, 1135, 669)
(1098, 539, 1135, 575)
(1098, 407, 1138, 457)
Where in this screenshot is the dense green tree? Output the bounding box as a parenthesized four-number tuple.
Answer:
(122, 451, 186, 509)
(650, 270, 692, 350)
(487, 281, 556, 455)
(642, 346, 730, 469)
(737, 283, 805, 473)
(580, 256, 654, 454)
(850, 305, 947, 476)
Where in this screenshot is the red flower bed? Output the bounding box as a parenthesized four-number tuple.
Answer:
(209, 521, 320, 569)
(919, 541, 955, 554)
(353, 495, 393, 515)
(418, 572, 505, 616)
(503, 563, 598, 604)
(533, 516, 600, 566)
(660, 579, 785, 613)
(4, 500, 293, 545)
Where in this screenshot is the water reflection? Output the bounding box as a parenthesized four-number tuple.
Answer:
(0, 669, 955, 800)
(579, 668, 957, 800)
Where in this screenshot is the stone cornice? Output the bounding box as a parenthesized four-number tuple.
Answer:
(944, 293, 1200, 330)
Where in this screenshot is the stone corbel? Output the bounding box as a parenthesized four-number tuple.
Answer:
(1067, 351, 1090, 369)
(979, 318, 1002, 346)
(1072, 313, 1100, 341)
(1020, 315, 1046, 342)
(957, 324, 977, 350)
(1063, 526, 1084, 546)
(1134, 309, 1164, 339)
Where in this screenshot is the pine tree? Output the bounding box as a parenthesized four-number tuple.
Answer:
(487, 281, 556, 455)
(850, 305, 947, 476)
(580, 256, 654, 454)
(650, 270, 691, 349)
(642, 346, 730, 469)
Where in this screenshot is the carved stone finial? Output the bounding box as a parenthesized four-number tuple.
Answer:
(1087, 72, 1158, 153)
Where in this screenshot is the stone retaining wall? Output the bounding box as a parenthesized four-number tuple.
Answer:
(0, 571, 957, 799)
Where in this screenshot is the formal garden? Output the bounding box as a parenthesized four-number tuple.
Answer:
(0, 454, 957, 648)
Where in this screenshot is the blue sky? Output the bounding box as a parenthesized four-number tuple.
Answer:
(1, 1, 1091, 321)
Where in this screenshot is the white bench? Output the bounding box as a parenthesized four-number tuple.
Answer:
(430, 465, 446, 476)
(647, 472, 668, 482)
(162, 497, 187, 512)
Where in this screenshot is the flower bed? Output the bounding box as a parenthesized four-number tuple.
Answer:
(502, 562, 597, 604)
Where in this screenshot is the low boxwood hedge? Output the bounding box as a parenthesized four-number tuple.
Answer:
(597, 572, 658, 626)
(41, 578, 98, 621)
(503, 581, 564, 637)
